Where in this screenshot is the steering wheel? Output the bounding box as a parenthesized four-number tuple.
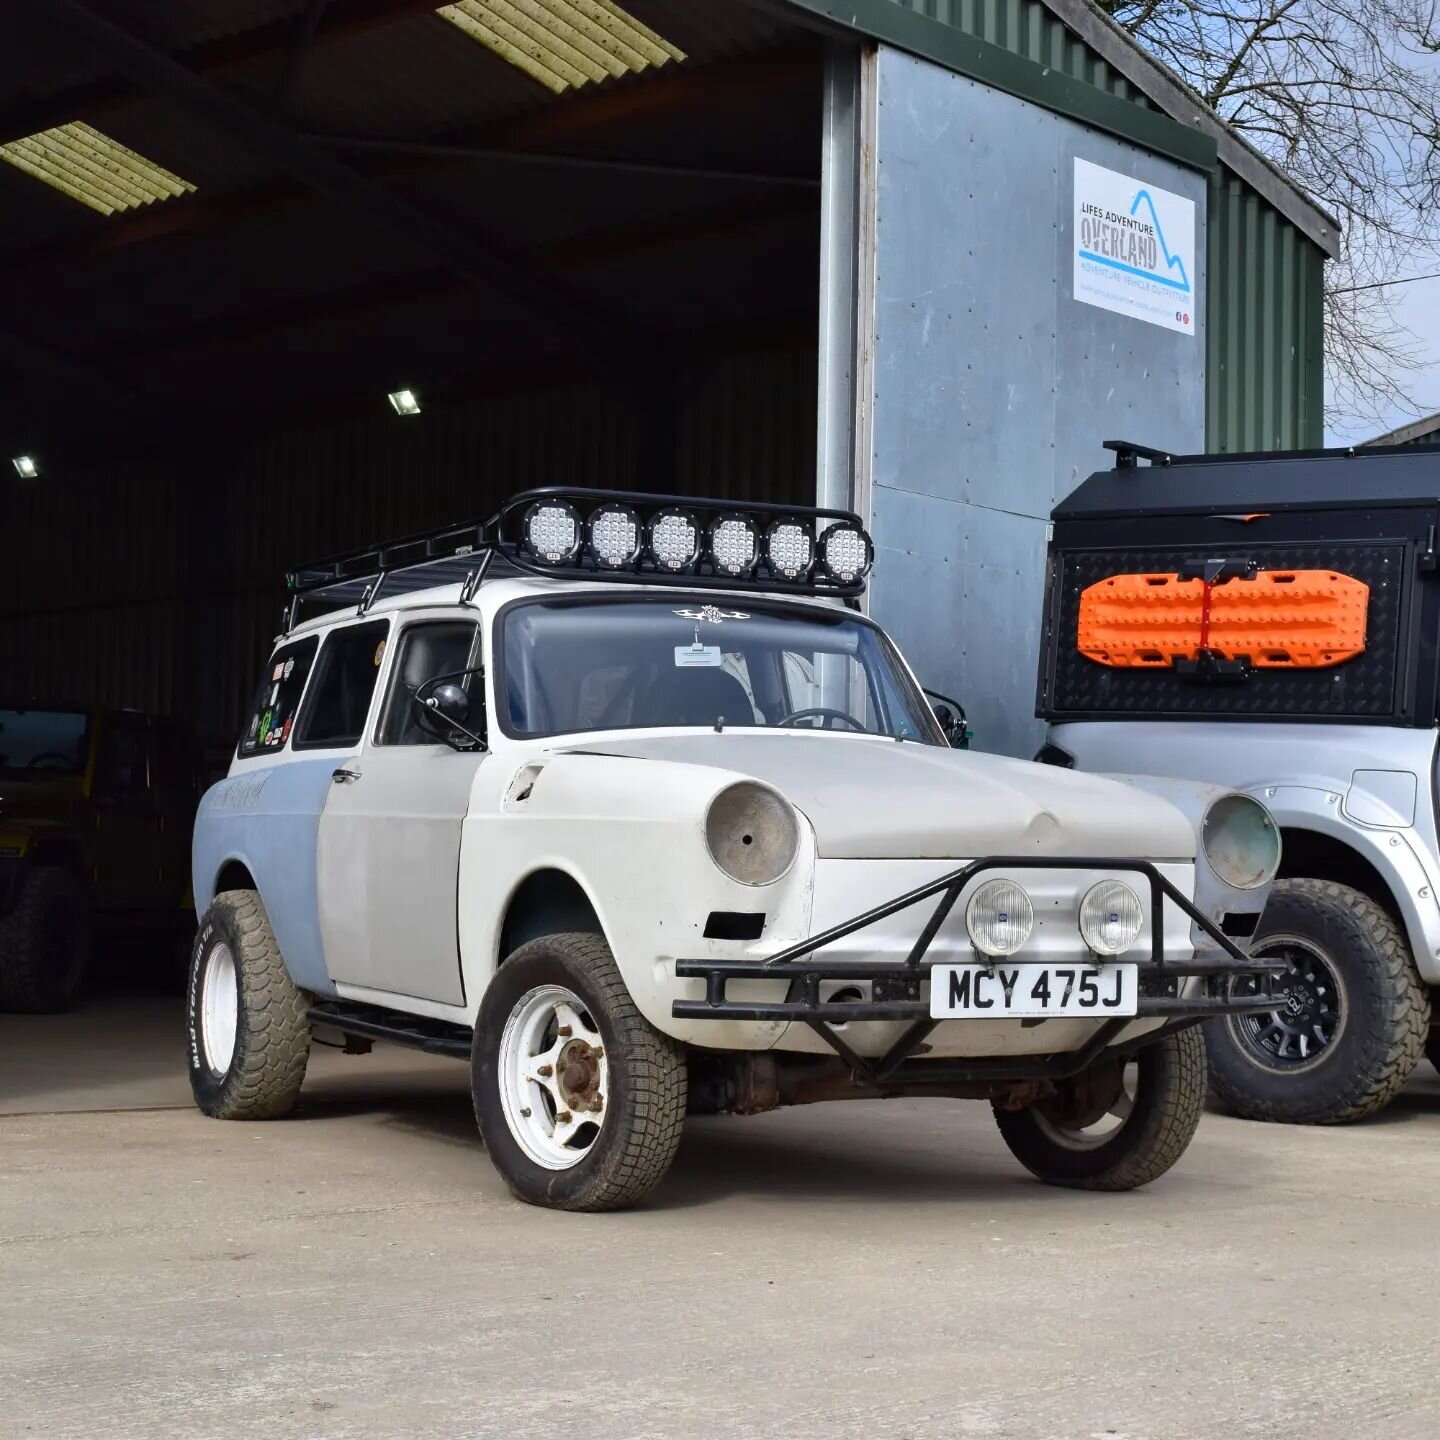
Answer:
(26, 752, 73, 770)
(775, 706, 868, 732)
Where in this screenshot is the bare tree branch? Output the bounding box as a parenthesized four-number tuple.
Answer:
(1096, 0, 1440, 430)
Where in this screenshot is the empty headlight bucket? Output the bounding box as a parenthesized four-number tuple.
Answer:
(1202, 794, 1281, 891)
(1079, 880, 1145, 955)
(704, 782, 800, 886)
(965, 879, 1034, 957)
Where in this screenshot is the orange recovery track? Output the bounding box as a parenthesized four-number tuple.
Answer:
(1078, 569, 1370, 669)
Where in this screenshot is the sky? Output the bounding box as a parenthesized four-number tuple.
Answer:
(1326, 266, 1440, 444)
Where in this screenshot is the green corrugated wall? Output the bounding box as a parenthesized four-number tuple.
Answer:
(882, 0, 1327, 450)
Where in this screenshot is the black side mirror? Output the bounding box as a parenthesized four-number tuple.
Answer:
(413, 670, 486, 751)
(924, 689, 972, 749)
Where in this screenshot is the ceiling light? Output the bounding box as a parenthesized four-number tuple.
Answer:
(388, 389, 422, 416)
(0, 122, 194, 216)
(436, 0, 685, 95)
(12, 456, 38, 479)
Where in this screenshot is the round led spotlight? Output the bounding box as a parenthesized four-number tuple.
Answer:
(587, 503, 641, 570)
(765, 519, 813, 581)
(523, 499, 582, 564)
(1079, 880, 1145, 956)
(708, 514, 759, 578)
(965, 878, 1034, 958)
(817, 522, 874, 585)
(647, 508, 700, 573)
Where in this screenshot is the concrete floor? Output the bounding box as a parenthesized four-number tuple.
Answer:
(4, 994, 1440, 1440)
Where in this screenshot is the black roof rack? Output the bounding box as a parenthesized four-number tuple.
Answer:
(282, 488, 872, 631)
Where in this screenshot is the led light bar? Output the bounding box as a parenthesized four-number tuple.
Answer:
(493, 489, 874, 596)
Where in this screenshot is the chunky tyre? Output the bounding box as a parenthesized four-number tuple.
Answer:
(473, 932, 687, 1211)
(993, 1027, 1206, 1191)
(0, 866, 91, 1013)
(187, 890, 310, 1120)
(1207, 879, 1429, 1124)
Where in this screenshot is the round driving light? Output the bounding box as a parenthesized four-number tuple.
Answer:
(765, 519, 813, 581)
(587, 503, 641, 570)
(817, 522, 874, 584)
(1202, 793, 1281, 890)
(647, 509, 700, 573)
(707, 514, 759, 577)
(704, 781, 800, 887)
(965, 879, 1034, 957)
(1079, 880, 1145, 956)
(523, 500, 582, 564)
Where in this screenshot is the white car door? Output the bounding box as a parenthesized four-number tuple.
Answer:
(317, 618, 486, 1005)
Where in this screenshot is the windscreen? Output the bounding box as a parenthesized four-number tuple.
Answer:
(500, 598, 945, 744)
(0, 709, 90, 776)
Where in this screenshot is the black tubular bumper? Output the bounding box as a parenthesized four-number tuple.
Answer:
(671, 857, 1284, 1084)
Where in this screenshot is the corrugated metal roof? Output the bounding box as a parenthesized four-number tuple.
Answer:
(436, 0, 685, 94)
(0, 121, 195, 215)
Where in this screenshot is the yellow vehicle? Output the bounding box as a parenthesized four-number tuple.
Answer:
(0, 705, 198, 1011)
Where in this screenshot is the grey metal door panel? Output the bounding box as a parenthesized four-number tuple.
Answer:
(318, 746, 483, 1005)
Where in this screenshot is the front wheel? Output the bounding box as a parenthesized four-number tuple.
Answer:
(993, 1027, 1206, 1191)
(1207, 878, 1429, 1124)
(472, 932, 687, 1211)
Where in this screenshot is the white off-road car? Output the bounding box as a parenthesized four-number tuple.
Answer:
(188, 490, 1282, 1210)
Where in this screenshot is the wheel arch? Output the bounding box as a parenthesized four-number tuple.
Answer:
(497, 866, 607, 967)
(1277, 827, 1404, 923)
(212, 858, 258, 898)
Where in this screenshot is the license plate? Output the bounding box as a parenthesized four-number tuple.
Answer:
(929, 963, 1138, 1019)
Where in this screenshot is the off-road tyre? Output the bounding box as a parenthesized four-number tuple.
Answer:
(993, 1027, 1207, 1191)
(0, 866, 91, 1013)
(1207, 879, 1429, 1125)
(473, 932, 687, 1211)
(187, 890, 310, 1120)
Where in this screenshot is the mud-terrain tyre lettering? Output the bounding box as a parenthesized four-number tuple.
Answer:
(0, 867, 90, 1013)
(1206, 878, 1429, 1125)
(992, 1027, 1207, 1191)
(473, 932, 687, 1211)
(187, 889, 310, 1120)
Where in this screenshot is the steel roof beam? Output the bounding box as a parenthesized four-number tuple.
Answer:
(29, 0, 658, 372)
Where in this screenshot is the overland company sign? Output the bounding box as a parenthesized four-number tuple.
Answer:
(1073, 158, 1196, 336)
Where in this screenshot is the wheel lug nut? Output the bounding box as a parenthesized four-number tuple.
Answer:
(557, 1110, 572, 1124)
(536, 1064, 553, 1077)
(557, 1025, 572, 1037)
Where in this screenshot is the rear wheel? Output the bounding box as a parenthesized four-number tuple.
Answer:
(0, 867, 90, 1013)
(1207, 879, 1428, 1124)
(187, 890, 310, 1120)
(473, 932, 687, 1211)
(993, 1027, 1206, 1190)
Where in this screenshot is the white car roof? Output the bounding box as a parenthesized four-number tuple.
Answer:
(283, 570, 852, 641)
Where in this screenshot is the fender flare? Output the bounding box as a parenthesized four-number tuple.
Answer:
(1260, 784, 1440, 985)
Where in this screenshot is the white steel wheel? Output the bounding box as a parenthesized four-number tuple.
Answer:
(200, 940, 239, 1075)
(498, 984, 609, 1170)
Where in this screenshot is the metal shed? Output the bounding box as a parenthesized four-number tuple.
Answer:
(0, 0, 1335, 759)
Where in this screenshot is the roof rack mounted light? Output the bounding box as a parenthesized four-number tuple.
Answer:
(280, 489, 876, 633)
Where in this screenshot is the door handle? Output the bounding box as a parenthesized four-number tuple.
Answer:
(331, 768, 361, 785)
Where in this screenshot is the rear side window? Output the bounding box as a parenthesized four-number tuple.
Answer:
(294, 621, 390, 750)
(239, 636, 318, 757)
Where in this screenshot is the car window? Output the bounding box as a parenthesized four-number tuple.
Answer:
(500, 598, 945, 743)
(239, 635, 318, 757)
(294, 621, 391, 750)
(94, 716, 148, 796)
(0, 708, 90, 777)
(378, 621, 483, 745)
